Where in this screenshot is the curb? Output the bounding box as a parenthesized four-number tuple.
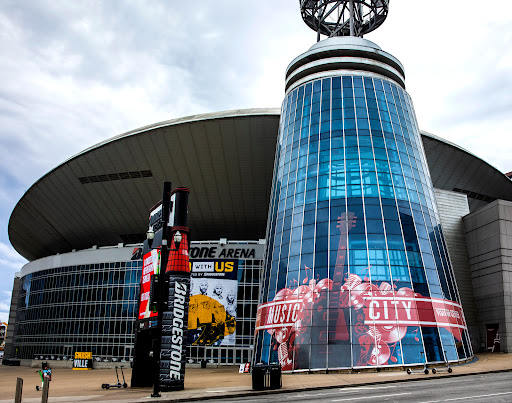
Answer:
(134, 368, 512, 403)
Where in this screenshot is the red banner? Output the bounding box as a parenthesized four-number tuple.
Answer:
(138, 250, 160, 319)
(362, 296, 465, 340)
(256, 290, 465, 338)
(255, 274, 467, 369)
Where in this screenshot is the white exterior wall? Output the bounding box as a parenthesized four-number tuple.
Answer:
(18, 244, 138, 278)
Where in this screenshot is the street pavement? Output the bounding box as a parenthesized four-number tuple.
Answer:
(216, 372, 512, 403)
(0, 352, 511, 402)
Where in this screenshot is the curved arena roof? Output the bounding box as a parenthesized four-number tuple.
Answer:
(9, 109, 512, 261)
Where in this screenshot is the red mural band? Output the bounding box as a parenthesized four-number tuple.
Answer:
(255, 275, 466, 369)
(256, 213, 467, 369)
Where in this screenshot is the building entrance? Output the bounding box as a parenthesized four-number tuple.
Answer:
(486, 324, 500, 352)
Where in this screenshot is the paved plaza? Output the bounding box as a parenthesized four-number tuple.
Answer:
(0, 353, 511, 402)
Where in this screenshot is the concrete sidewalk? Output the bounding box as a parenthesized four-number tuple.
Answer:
(0, 353, 510, 402)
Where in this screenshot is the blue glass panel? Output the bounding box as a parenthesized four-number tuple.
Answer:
(391, 265, 410, 281)
(316, 220, 329, 237)
(331, 187, 345, 198)
(347, 184, 362, 197)
(344, 96, 355, 108)
(301, 238, 314, 254)
(300, 253, 314, 270)
(366, 219, 384, 233)
(357, 119, 369, 129)
(348, 234, 367, 249)
(422, 327, 444, 362)
(344, 118, 356, 130)
(367, 234, 386, 249)
(362, 184, 379, 197)
(315, 251, 328, 268)
(344, 108, 355, 119)
(350, 249, 368, 265)
(389, 250, 408, 268)
(355, 97, 366, 107)
(361, 171, 377, 185)
(371, 265, 391, 281)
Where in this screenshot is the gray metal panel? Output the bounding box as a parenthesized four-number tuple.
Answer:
(463, 200, 512, 353)
(434, 188, 480, 351)
(3, 277, 20, 359)
(422, 132, 512, 207)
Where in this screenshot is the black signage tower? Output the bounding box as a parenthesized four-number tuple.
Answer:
(131, 182, 191, 395)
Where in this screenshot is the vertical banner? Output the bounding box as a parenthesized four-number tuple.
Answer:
(160, 275, 190, 391)
(139, 249, 160, 320)
(188, 260, 238, 346)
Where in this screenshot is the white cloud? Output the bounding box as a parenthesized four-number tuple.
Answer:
(0, 312, 9, 324)
(0, 242, 26, 270)
(0, 287, 13, 324)
(0, 243, 24, 324)
(366, 0, 512, 173)
(0, 0, 511, 331)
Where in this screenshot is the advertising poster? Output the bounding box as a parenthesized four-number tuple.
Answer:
(187, 260, 238, 346)
(138, 249, 160, 320)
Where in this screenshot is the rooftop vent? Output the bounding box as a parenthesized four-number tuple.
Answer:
(79, 170, 152, 184)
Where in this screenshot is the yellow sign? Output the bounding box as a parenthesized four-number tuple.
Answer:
(73, 352, 93, 370)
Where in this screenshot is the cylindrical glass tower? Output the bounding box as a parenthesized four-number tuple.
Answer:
(254, 37, 472, 371)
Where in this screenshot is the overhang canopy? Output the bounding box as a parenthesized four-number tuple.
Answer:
(9, 110, 512, 261)
(9, 109, 280, 261)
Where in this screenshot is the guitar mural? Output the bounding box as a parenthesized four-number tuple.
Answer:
(255, 212, 467, 370)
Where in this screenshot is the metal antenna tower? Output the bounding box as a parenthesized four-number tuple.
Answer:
(300, 0, 389, 41)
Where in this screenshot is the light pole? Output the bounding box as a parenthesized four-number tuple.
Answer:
(150, 181, 171, 398)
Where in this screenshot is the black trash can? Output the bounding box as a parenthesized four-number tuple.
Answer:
(269, 363, 282, 389)
(252, 363, 268, 390)
(200, 359, 207, 369)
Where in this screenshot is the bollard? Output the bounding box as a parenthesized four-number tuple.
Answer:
(14, 377, 23, 403)
(41, 376, 49, 403)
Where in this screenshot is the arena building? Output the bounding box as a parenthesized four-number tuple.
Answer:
(5, 2, 512, 372)
(4, 107, 512, 369)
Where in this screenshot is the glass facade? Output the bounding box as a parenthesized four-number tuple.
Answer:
(15, 261, 141, 361)
(13, 244, 262, 365)
(254, 75, 472, 371)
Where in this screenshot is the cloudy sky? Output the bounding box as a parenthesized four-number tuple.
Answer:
(1, 0, 511, 324)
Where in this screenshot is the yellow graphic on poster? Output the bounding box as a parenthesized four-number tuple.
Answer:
(187, 260, 238, 346)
